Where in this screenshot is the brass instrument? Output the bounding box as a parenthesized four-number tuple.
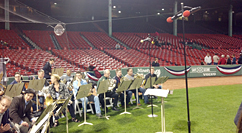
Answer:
(108, 78, 116, 91)
(134, 73, 146, 87)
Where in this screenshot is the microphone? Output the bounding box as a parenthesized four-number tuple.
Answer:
(167, 6, 201, 23)
(140, 37, 151, 43)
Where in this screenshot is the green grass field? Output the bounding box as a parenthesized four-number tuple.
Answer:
(50, 84, 242, 133)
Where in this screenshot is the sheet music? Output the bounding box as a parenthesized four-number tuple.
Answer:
(144, 89, 169, 98)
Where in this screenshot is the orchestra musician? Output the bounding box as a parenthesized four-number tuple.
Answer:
(47, 74, 70, 127)
(97, 69, 119, 112)
(9, 72, 26, 93)
(113, 69, 132, 107)
(30, 69, 49, 112)
(43, 58, 55, 79)
(73, 71, 103, 118)
(8, 89, 36, 133)
(142, 67, 161, 104)
(0, 95, 14, 133)
(61, 69, 79, 122)
(124, 68, 146, 105)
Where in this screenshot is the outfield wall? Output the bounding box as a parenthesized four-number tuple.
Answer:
(6, 65, 242, 84)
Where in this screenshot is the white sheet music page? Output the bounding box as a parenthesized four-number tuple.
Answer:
(144, 89, 169, 98)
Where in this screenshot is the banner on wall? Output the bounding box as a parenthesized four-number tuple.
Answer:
(164, 66, 191, 76)
(216, 65, 241, 75)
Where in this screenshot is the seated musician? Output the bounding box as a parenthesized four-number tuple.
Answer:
(0, 95, 14, 133)
(113, 69, 131, 107)
(144, 67, 162, 89)
(142, 67, 161, 104)
(73, 71, 102, 118)
(9, 72, 26, 93)
(30, 69, 49, 112)
(60, 69, 79, 122)
(124, 68, 146, 105)
(97, 69, 119, 111)
(8, 89, 36, 133)
(47, 74, 70, 127)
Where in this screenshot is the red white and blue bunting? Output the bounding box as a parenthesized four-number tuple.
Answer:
(86, 72, 99, 81)
(164, 66, 191, 76)
(216, 65, 241, 75)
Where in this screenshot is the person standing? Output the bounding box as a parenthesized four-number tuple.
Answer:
(238, 53, 242, 64)
(218, 55, 226, 65)
(204, 53, 212, 65)
(213, 53, 219, 65)
(152, 58, 160, 67)
(232, 54, 236, 65)
(226, 55, 232, 65)
(43, 58, 55, 79)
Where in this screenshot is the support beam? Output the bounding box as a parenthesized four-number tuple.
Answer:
(108, 0, 112, 37)
(173, 1, 177, 36)
(4, 0, 10, 30)
(228, 4, 233, 37)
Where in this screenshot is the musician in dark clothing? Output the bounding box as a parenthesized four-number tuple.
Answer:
(152, 58, 160, 67)
(238, 53, 242, 64)
(43, 58, 55, 79)
(226, 55, 232, 65)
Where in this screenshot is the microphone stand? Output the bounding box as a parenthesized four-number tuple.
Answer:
(181, 3, 191, 133)
(143, 35, 158, 118)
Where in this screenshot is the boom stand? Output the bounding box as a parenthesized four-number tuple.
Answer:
(76, 83, 93, 126)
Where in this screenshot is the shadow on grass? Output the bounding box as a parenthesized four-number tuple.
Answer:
(172, 120, 197, 131)
(93, 122, 110, 132)
(116, 116, 135, 125)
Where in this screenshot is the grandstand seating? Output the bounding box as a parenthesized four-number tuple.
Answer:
(0, 29, 28, 49)
(81, 32, 119, 49)
(23, 30, 55, 50)
(52, 49, 127, 70)
(1, 28, 241, 77)
(2, 49, 80, 77)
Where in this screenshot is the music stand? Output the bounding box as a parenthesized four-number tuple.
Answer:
(144, 77, 158, 107)
(129, 78, 143, 110)
(145, 89, 172, 133)
(5, 83, 24, 97)
(28, 79, 46, 111)
(55, 95, 72, 133)
(75, 83, 93, 126)
(52, 68, 64, 76)
(116, 80, 133, 115)
(154, 76, 169, 85)
(97, 80, 110, 119)
(31, 101, 57, 133)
